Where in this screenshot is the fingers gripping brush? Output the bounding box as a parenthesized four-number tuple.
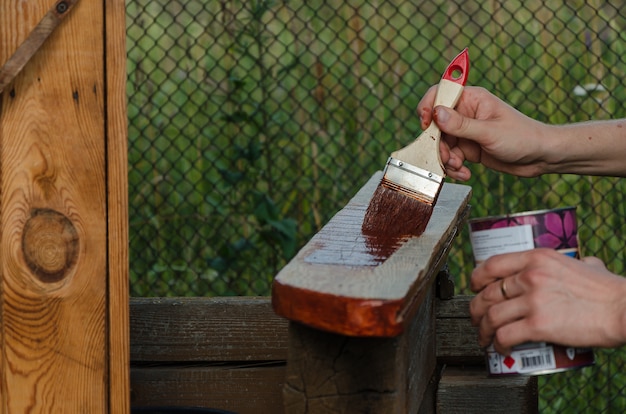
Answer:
(362, 48, 469, 238)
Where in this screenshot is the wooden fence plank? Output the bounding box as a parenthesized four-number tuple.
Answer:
(130, 296, 482, 364)
(436, 295, 484, 364)
(437, 367, 538, 414)
(130, 364, 286, 414)
(129, 296, 537, 413)
(130, 297, 289, 362)
(0, 0, 109, 411)
(106, 0, 130, 411)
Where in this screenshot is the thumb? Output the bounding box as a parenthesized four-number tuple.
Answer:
(433, 106, 488, 144)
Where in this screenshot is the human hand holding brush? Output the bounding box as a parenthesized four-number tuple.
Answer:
(416, 85, 626, 353)
(417, 85, 626, 180)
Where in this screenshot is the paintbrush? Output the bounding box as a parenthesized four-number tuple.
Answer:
(362, 48, 469, 238)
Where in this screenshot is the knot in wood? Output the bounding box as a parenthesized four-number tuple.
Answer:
(22, 209, 79, 283)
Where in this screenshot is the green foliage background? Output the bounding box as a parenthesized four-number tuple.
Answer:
(126, 1, 626, 411)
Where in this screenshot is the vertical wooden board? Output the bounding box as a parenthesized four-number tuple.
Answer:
(403, 287, 436, 413)
(106, 0, 130, 411)
(284, 322, 405, 414)
(282, 288, 437, 414)
(0, 0, 107, 412)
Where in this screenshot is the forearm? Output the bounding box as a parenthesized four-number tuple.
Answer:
(542, 119, 626, 177)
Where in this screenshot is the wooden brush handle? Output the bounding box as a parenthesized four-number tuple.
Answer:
(391, 49, 469, 176)
(390, 121, 445, 176)
(434, 78, 465, 109)
(390, 78, 464, 176)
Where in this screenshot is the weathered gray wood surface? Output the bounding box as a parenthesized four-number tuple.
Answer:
(436, 295, 484, 364)
(130, 297, 288, 414)
(129, 296, 479, 363)
(131, 364, 286, 413)
(131, 296, 288, 362)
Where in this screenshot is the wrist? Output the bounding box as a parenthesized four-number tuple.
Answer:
(517, 121, 557, 176)
(539, 124, 572, 175)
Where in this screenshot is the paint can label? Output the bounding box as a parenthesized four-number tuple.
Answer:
(468, 207, 595, 376)
(469, 206, 579, 265)
(485, 343, 595, 376)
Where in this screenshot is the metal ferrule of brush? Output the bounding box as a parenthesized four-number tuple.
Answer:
(381, 157, 443, 204)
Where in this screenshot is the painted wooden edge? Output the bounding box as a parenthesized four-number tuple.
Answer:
(272, 281, 404, 337)
(106, 0, 130, 411)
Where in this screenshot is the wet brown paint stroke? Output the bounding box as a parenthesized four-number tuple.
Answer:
(304, 203, 410, 267)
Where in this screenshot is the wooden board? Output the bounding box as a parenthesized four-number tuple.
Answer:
(130, 297, 288, 362)
(436, 295, 484, 364)
(0, 0, 128, 411)
(131, 364, 286, 414)
(106, 0, 130, 411)
(272, 172, 471, 337)
(437, 367, 538, 414)
(130, 296, 479, 362)
(130, 297, 289, 414)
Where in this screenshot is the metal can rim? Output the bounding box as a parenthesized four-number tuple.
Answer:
(468, 206, 577, 225)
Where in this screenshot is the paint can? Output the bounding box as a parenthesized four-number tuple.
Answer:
(468, 207, 595, 376)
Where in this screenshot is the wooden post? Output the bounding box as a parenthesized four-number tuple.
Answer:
(0, 0, 128, 412)
(272, 173, 472, 412)
(283, 288, 436, 413)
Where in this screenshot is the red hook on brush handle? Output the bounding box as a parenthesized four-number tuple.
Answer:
(441, 47, 470, 86)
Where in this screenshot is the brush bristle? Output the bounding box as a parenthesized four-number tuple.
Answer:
(362, 184, 439, 238)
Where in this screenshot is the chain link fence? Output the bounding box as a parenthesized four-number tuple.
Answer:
(126, 0, 626, 411)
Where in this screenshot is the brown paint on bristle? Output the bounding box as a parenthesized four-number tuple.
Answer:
(362, 184, 437, 239)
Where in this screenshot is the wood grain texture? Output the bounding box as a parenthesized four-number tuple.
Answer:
(0, 0, 111, 411)
(436, 295, 484, 364)
(106, 0, 130, 411)
(272, 172, 471, 337)
(283, 287, 437, 414)
(437, 367, 538, 414)
(0, 0, 80, 94)
(130, 297, 288, 414)
(130, 297, 289, 362)
(130, 297, 482, 363)
(129, 296, 538, 413)
(130, 364, 286, 414)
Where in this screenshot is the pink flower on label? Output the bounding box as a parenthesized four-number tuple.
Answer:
(534, 210, 578, 249)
